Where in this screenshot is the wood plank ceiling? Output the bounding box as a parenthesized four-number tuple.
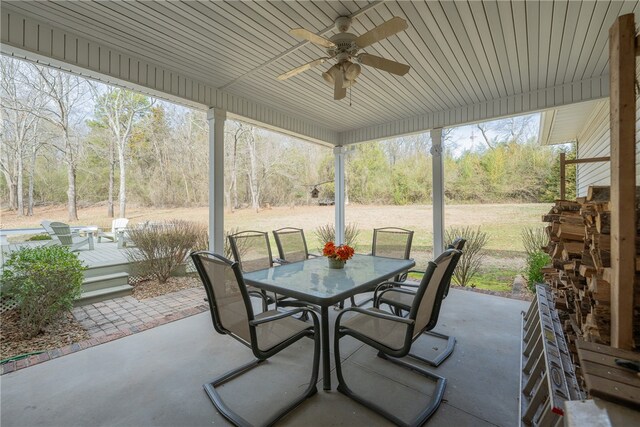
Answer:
(3, 0, 639, 133)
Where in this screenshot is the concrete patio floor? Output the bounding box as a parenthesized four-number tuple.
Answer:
(1, 289, 528, 426)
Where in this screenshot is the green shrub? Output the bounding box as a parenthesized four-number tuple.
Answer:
(27, 234, 52, 241)
(1, 246, 85, 338)
(521, 226, 548, 257)
(314, 223, 360, 248)
(445, 226, 489, 287)
(126, 219, 208, 283)
(526, 251, 551, 292)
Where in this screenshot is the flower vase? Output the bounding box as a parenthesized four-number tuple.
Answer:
(328, 257, 345, 269)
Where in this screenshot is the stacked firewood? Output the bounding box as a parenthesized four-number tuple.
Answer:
(542, 186, 640, 356)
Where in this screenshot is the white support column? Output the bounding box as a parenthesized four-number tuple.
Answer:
(431, 128, 445, 257)
(334, 146, 346, 245)
(207, 108, 226, 254)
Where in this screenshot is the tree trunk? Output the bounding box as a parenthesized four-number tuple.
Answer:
(66, 162, 78, 221)
(9, 180, 17, 210)
(247, 135, 259, 212)
(108, 139, 114, 217)
(3, 166, 17, 210)
(118, 147, 126, 218)
(27, 144, 36, 216)
(232, 138, 238, 210)
(16, 152, 24, 216)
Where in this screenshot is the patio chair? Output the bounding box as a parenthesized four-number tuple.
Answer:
(372, 238, 466, 367)
(41, 220, 74, 247)
(342, 227, 414, 308)
(227, 230, 285, 310)
(272, 227, 317, 263)
(47, 221, 93, 251)
(334, 249, 462, 427)
(191, 251, 320, 427)
(97, 218, 129, 245)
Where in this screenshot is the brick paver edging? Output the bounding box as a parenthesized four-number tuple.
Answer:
(0, 304, 208, 375)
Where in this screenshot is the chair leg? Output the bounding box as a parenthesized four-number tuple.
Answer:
(409, 331, 456, 367)
(204, 326, 320, 427)
(334, 333, 446, 427)
(204, 350, 319, 427)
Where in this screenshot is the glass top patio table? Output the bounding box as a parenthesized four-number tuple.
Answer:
(243, 253, 415, 306)
(243, 253, 415, 391)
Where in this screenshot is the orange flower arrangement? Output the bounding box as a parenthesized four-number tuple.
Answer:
(323, 241, 355, 262)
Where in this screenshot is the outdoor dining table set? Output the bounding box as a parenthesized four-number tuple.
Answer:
(191, 228, 465, 427)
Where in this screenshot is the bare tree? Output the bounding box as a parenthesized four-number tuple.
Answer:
(475, 114, 537, 150)
(225, 121, 251, 211)
(26, 66, 92, 220)
(94, 87, 151, 218)
(0, 58, 46, 216)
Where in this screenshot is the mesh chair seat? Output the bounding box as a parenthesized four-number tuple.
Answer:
(254, 310, 314, 352)
(341, 307, 411, 351)
(377, 291, 413, 312)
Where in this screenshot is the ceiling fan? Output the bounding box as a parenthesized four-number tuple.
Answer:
(277, 16, 411, 101)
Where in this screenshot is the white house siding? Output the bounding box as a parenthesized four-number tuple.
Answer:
(575, 100, 640, 197)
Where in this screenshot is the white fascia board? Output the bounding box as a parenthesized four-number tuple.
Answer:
(338, 76, 609, 145)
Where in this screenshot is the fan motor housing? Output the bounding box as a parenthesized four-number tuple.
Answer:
(328, 33, 358, 57)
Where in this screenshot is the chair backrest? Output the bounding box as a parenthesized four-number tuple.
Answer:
(41, 220, 54, 235)
(191, 251, 254, 346)
(443, 237, 466, 298)
(408, 249, 462, 339)
(273, 227, 309, 262)
(49, 222, 74, 246)
(447, 237, 466, 251)
(111, 218, 129, 234)
(228, 230, 274, 273)
(372, 227, 414, 260)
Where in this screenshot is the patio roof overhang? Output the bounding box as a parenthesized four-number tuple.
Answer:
(1, 0, 632, 147)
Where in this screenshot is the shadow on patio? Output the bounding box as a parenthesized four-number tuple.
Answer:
(0, 289, 526, 426)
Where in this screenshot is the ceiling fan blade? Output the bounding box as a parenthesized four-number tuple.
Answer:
(334, 69, 346, 100)
(358, 53, 410, 76)
(354, 17, 408, 48)
(277, 58, 328, 80)
(289, 28, 336, 48)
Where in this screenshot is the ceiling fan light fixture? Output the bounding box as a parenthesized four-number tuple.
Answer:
(344, 62, 361, 81)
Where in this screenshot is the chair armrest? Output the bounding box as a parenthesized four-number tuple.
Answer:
(337, 307, 414, 326)
(372, 281, 407, 307)
(249, 307, 315, 326)
(375, 287, 417, 308)
(247, 291, 270, 307)
(308, 253, 320, 258)
(378, 287, 417, 299)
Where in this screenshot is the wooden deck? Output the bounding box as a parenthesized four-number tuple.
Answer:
(3, 240, 131, 269)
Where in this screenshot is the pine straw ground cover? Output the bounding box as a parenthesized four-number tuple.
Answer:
(1, 310, 89, 362)
(1, 275, 202, 363)
(132, 275, 200, 300)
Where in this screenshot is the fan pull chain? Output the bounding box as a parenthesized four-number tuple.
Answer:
(349, 86, 352, 107)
